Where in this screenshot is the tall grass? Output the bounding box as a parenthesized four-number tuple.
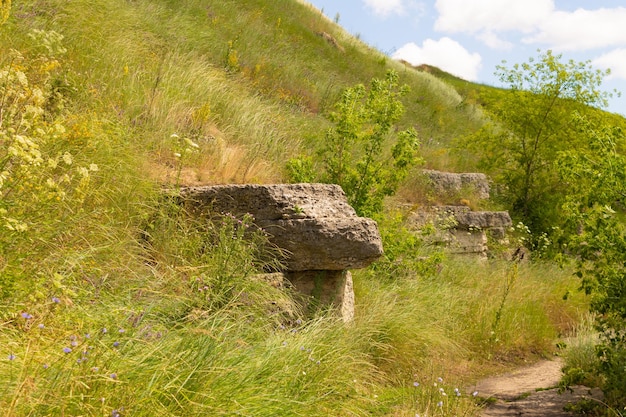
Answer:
(355, 259, 586, 380)
(31, 0, 485, 178)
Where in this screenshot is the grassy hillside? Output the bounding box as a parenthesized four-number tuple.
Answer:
(0, 1, 594, 415)
(4, 0, 483, 183)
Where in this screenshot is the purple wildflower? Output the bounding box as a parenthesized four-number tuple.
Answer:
(21, 312, 33, 320)
(52, 297, 61, 304)
(63, 347, 72, 354)
(8, 353, 16, 360)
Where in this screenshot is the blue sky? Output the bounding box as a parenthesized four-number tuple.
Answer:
(304, 0, 626, 116)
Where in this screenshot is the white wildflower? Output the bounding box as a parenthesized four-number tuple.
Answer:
(62, 152, 73, 165)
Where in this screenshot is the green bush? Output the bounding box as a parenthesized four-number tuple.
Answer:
(465, 51, 614, 239)
(288, 70, 421, 217)
(557, 114, 626, 409)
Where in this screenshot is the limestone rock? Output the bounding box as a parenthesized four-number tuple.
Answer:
(409, 206, 512, 257)
(422, 169, 490, 200)
(287, 270, 355, 323)
(454, 210, 513, 230)
(252, 271, 355, 323)
(179, 183, 383, 271)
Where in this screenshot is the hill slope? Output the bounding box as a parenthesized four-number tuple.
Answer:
(4, 0, 486, 182)
(0, 1, 594, 416)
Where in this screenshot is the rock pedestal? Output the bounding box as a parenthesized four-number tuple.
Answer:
(179, 183, 383, 321)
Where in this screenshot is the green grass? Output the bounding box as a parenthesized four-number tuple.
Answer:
(3, 254, 586, 416)
(0, 0, 599, 415)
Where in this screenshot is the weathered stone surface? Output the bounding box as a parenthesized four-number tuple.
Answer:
(410, 205, 471, 228)
(422, 169, 490, 200)
(286, 270, 355, 323)
(251, 271, 355, 323)
(409, 206, 512, 257)
(449, 229, 489, 255)
(410, 206, 512, 230)
(454, 210, 513, 230)
(179, 183, 383, 271)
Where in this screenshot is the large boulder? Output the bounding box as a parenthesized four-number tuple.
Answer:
(179, 183, 383, 271)
(177, 183, 382, 322)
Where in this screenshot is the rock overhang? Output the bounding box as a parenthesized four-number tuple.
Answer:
(178, 183, 384, 272)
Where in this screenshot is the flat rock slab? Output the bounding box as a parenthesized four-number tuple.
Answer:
(178, 183, 383, 271)
(410, 206, 512, 230)
(455, 210, 512, 230)
(422, 169, 491, 200)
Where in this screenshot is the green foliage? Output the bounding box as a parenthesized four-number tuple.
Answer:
(371, 210, 445, 279)
(289, 70, 421, 217)
(285, 155, 316, 183)
(320, 70, 421, 217)
(465, 50, 614, 238)
(557, 114, 626, 409)
(0, 32, 97, 300)
(488, 261, 519, 354)
(144, 203, 286, 317)
(0, 1, 605, 415)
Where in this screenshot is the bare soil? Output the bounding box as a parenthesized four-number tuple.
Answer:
(471, 358, 603, 416)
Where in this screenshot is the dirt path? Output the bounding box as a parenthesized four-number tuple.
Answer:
(471, 358, 603, 416)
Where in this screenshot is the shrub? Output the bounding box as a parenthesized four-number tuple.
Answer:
(288, 70, 421, 217)
(557, 114, 626, 409)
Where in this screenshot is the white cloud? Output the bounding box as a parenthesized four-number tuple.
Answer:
(363, 0, 405, 17)
(477, 31, 513, 50)
(392, 37, 482, 80)
(434, 0, 553, 34)
(593, 49, 626, 80)
(524, 8, 626, 51)
(433, 1, 626, 52)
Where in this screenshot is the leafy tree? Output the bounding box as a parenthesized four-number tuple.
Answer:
(467, 50, 614, 239)
(557, 114, 626, 408)
(288, 70, 421, 217)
